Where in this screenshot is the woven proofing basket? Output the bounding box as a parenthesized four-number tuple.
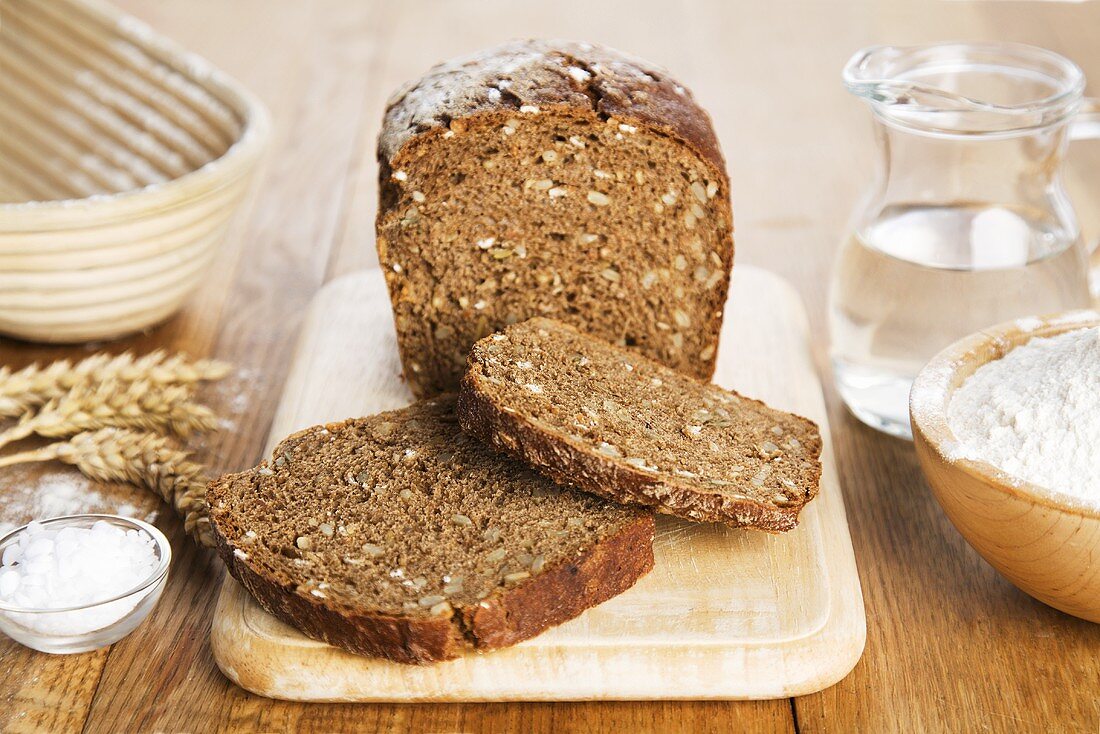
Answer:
(0, 0, 269, 342)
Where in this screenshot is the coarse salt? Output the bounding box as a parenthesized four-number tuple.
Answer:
(0, 520, 160, 636)
(947, 326, 1100, 504)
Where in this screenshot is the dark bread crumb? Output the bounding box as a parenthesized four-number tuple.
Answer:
(458, 319, 823, 531)
(207, 395, 654, 664)
(377, 40, 733, 397)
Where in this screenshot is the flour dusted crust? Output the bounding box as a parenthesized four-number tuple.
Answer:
(378, 39, 727, 175)
(377, 40, 734, 397)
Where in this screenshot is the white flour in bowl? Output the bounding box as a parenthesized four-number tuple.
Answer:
(947, 326, 1100, 503)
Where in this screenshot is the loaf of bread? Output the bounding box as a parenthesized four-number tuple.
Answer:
(458, 319, 822, 531)
(207, 396, 654, 664)
(377, 40, 733, 398)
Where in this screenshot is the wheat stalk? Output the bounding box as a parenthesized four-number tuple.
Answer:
(0, 429, 215, 547)
(0, 350, 231, 418)
(0, 379, 218, 450)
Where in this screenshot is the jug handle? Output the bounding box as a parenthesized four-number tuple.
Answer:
(1069, 97, 1100, 143)
(1069, 97, 1100, 295)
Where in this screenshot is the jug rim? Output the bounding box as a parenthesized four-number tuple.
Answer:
(843, 42, 1085, 136)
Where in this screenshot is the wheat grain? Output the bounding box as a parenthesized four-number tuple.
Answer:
(0, 429, 215, 547)
(0, 379, 218, 450)
(0, 350, 231, 418)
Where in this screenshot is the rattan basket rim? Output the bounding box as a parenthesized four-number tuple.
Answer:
(0, 0, 270, 228)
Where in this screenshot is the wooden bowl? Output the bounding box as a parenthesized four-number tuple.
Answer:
(910, 310, 1100, 622)
(0, 0, 268, 343)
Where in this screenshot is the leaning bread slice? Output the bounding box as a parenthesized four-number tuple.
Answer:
(458, 318, 823, 531)
(207, 395, 653, 665)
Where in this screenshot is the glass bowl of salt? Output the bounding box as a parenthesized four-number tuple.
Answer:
(0, 515, 171, 653)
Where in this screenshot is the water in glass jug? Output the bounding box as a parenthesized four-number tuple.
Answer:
(829, 42, 1100, 439)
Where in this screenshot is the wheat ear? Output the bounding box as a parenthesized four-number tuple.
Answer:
(0, 429, 215, 547)
(0, 380, 218, 450)
(0, 350, 231, 418)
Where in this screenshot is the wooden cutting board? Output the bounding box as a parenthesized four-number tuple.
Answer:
(210, 265, 865, 701)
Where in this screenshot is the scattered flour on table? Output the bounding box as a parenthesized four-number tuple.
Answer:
(200, 366, 257, 434)
(1, 466, 157, 536)
(947, 326, 1100, 504)
(187, 365, 258, 463)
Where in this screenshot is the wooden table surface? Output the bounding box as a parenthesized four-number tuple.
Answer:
(2, 1, 1100, 732)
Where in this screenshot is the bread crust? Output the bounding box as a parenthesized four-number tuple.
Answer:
(457, 328, 824, 532)
(208, 462, 655, 665)
(378, 39, 727, 177)
(376, 40, 734, 396)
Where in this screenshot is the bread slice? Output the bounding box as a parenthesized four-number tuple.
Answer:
(206, 395, 654, 664)
(377, 39, 733, 398)
(458, 318, 823, 531)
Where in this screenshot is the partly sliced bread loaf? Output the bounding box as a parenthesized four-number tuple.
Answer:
(377, 39, 733, 398)
(458, 319, 823, 531)
(207, 396, 654, 664)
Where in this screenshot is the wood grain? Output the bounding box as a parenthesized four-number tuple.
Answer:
(209, 266, 864, 702)
(0, 0, 1098, 731)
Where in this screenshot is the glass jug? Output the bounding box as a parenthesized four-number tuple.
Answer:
(829, 42, 1100, 439)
